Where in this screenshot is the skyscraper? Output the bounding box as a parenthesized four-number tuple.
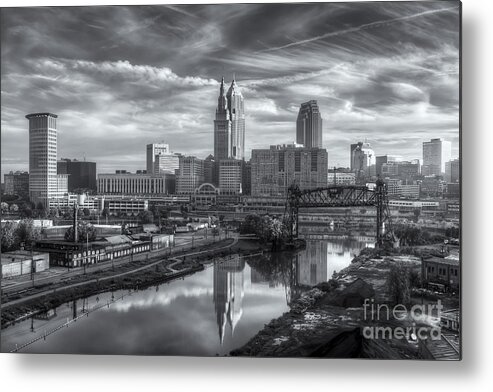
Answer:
(445, 158, 460, 183)
(422, 138, 452, 176)
(251, 144, 328, 197)
(176, 156, 205, 194)
(351, 141, 376, 181)
(214, 78, 232, 161)
(214, 77, 245, 161)
(296, 100, 323, 148)
(26, 112, 64, 206)
(226, 78, 245, 160)
(146, 143, 170, 174)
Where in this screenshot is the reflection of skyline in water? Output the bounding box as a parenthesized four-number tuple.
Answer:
(213, 256, 245, 344)
(2, 235, 370, 355)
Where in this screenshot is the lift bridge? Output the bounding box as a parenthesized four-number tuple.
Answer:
(284, 179, 397, 248)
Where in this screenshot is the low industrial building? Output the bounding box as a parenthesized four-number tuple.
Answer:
(41, 224, 122, 240)
(421, 254, 460, 291)
(1, 250, 50, 278)
(34, 233, 174, 268)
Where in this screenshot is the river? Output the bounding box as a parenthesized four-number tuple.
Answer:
(0, 235, 374, 355)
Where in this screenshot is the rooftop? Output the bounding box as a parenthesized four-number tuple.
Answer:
(25, 112, 58, 119)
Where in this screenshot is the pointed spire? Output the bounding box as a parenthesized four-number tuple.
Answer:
(220, 76, 225, 96)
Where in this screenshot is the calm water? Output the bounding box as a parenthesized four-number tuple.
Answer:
(1, 235, 373, 355)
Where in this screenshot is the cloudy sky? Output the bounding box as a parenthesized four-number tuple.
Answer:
(1, 1, 460, 177)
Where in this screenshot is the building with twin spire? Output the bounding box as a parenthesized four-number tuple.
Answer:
(214, 77, 245, 161)
(213, 77, 246, 194)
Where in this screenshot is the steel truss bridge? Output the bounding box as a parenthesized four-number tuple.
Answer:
(284, 180, 396, 248)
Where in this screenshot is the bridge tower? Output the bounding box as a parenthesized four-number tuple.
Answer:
(375, 178, 395, 248)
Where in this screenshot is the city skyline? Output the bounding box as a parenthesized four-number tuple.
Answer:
(1, 2, 460, 178)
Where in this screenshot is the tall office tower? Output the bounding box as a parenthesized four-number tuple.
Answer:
(445, 158, 460, 183)
(214, 78, 232, 162)
(176, 156, 205, 194)
(57, 158, 97, 192)
(422, 138, 452, 176)
(352, 141, 376, 182)
(204, 154, 217, 185)
(350, 142, 362, 171)
(296, 100, 323, 148)
(219, 159, 243, 195)
(4, 171, 30, 199)
(251, 144, 328, 197)
(26, 113, 60, 206)
(242, 160, 252, 196)
(146, 143, 170, 174)
(154, 153, 180, 175)
(226, 78, 245, 160)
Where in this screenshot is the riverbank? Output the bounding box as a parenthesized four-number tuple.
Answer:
(1, 237, 268, 329)
(231, 245, 459, 358)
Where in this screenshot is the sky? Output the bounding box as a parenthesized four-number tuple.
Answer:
(0, 1, 460, 177)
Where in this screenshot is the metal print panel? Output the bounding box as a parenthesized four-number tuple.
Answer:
(0, 1, 461, 359)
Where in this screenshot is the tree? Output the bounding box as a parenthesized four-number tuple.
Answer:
(9, 204, 19, 213)
(101, 208, 109, 218)
(1, 202, 9, 213)
(15, 219, 41, 246)
(1, 221, 17, 252)
(22, 207, 33, 218)
(386, 262, 420, 306)
(64, 221, 97, 242)
(138, 210, 154, 224)
(83, 208, 91, 217)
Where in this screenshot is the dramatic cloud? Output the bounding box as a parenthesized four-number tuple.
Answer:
(1, 1, 460, 176)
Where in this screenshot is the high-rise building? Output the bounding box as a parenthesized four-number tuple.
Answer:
(146, 143, 170, 174)
(296, 100, 323, 148)
(242, 161, 252, 196)
(219, 159, 243, 195)
(445, 158, 460, 183)
(4, 171, 29, 199)
(154, 153, 180, 175)
(176, 156, 204, 194)
(57, 158, 97, 192)
(204, 154, 217, 185)
(214, 77, 245, 162)
(251, 144, 328, 197)
(227, 78, 245, 160)
(26, 113, 67, 206)
(214, 78, 232, 162)
(422, 138, 452, 176)
(352, 142, 376, 181)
